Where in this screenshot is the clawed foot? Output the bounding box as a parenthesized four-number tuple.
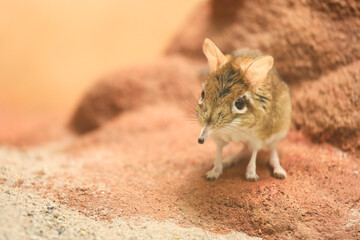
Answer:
(206, 168, 222, 181)
(245, 172, 259, 182)
(273, 167, 286, 179)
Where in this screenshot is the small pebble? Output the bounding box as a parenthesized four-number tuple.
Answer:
(56, 227, 66, 235)
(53, 210, 60, 218)
(80, 230, 87, 236)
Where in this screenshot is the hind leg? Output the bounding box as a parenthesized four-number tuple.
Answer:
(269, 147, 286, 179)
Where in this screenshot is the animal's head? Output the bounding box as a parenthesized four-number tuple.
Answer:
(197, 39, 274, 144)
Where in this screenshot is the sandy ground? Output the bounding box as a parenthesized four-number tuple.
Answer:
(0, 146, 257, 240)
(0, 103, 359, 239)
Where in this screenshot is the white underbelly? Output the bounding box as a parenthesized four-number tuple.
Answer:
(211, 127, 257, 144)
(211, 127, 287, 149)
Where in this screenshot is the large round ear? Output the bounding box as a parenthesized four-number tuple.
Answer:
(241, 56, 274, 89)
(202, 38, 228, 72)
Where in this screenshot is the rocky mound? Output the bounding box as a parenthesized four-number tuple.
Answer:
(69, 0, 360, 153)
(166, 0, 360, 152)
(70, 57, 201, 133)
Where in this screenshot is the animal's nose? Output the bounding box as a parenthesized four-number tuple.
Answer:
(198, 138, 204, 144)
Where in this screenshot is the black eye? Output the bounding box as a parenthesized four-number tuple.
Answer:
(201, 91, 205, 100)
(235, 98, 245, 110)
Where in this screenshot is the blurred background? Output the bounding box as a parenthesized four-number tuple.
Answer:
(0, 0, 203, 114)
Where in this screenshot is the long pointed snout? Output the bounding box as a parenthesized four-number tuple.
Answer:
(198, 125, 211, 144)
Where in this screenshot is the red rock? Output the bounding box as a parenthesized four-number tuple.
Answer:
(293, 61, 360, 153)
(70, 0, 360, 152)
(69, 56, 201, 133)
(167, 0, 360, 83)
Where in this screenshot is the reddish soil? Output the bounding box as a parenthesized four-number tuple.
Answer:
(18, 103, 357, 239)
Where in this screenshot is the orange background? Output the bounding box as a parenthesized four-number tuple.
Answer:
(0, 0, 202, 113)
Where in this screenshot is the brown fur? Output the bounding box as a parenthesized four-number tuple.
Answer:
(197, 49, 291, 141)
